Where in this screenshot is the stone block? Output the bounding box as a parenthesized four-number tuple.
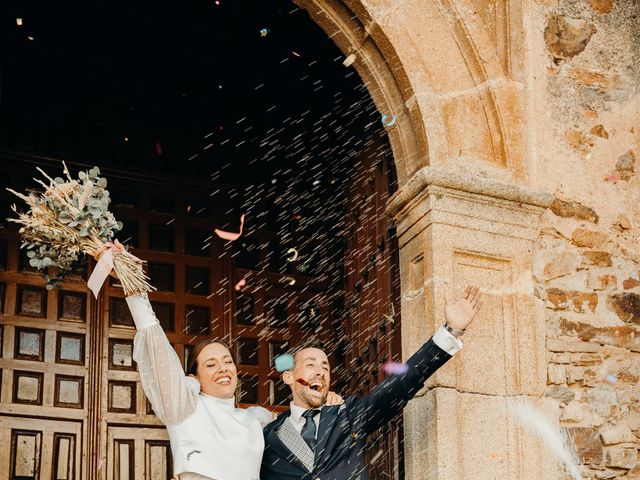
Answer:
(600, 425, 636, 445)
(587, 388, 619, 417)
(561, 401, 586, 422)
(549, 198, 599, 223)
(606, 448, 637, 469)
(546, 385, 575, 404)
(566, 366, 585, 384)
(623, 276, 640, 290)
(589, 0, 614, 14)
(544, 15, 597, 59)
(581, 251, 613, 268)
(547, 288, 598, 312)
(571, 228, 609, 249)
(588, 272, 617, 291)
(543, 251, 582, 280)
(596, 470, 621, 479)
(616, 150, 636, 181)
(404, 389, 560, 480)
(559, 318, 640, 352)
(548, 364, 567, 384)
(568, 66, 626, 92)
(565, 427, 604, 464)
(608, 293, 640, 324)
(590, 124, 609, 138)
(547, 337, 600, 353)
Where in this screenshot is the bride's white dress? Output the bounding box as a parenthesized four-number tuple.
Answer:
(126, 294, 273, 480)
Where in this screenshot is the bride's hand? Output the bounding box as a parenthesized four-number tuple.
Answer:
(325, 391, 344, 406)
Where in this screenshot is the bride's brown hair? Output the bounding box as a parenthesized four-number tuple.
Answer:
(187, 338, 233, 375)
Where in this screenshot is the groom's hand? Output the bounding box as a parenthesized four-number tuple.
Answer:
(444, 285, 483, 331)
(325, 391, 344, 406)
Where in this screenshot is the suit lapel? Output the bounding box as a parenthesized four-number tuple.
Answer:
(315, 405, 340, 464)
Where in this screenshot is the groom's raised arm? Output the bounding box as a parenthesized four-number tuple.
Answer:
(348, 285, 482, 435)
(348, 327, 460, 436)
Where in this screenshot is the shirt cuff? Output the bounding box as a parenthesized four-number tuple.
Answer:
(432, 325, 463, 355)
(125, 293, 160, 329)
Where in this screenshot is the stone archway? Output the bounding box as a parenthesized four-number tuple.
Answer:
(294, 0, 530, 185)
(294, 1, 559, 479)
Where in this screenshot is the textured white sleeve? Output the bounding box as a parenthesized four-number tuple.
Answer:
(247, 406, 276, 428)
(128, 294, 199, 425)
(432, 325, 463, 355)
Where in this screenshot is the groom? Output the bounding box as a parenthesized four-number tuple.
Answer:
(261, 286, 483, 480)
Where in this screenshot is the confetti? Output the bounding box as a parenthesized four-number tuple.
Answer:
(16, 18, 23, 26)
(234, 278, 246, 291)
(283, 276, 296, 286)
(286, 248, 299, 262)
(381, 114, 398, 127)
(214, 214, 245, 241)
(490, 452, 499, 460)
(296, 378, 310, 387)
(602, 374, 617, 385)
(292, 51, 301, 57)
(369, 449, 384, 464)
(155, 141, 163, 155)
(343, 53, 357, 67)
(604, 174, 620, 183)
(382, 361, 409, 375)
(274, 354, 295, 372)
(260, 28, 270, 37)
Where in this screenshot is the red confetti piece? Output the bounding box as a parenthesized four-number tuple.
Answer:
(234, 278, 246, 291)
(155, 141, 163, 155)
(296, 378, 310, 387)
(604, 174, 621, 183)
(214, 214, 245, 241)
(382, 361, 409, 375)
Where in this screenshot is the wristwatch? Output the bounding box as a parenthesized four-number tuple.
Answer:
(444, 323, 466, 338)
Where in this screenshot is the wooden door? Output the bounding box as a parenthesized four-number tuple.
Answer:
(0, 162, 90, 480)
(0, 152, 401, 479)
(341, 142, 403, 479)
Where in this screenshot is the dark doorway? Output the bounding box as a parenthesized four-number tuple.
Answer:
(0, 0, 403, 478)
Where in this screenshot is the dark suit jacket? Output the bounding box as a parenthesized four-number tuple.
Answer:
(261, 337, 451, 480)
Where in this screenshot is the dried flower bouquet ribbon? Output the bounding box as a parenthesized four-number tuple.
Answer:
(88, 239, 148, 298)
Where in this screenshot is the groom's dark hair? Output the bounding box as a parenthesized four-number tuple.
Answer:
(289, 338, 326, 365)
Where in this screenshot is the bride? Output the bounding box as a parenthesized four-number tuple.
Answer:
(125, 292, 342, 480)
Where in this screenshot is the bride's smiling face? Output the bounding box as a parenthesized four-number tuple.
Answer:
(195, 342, 238, 398)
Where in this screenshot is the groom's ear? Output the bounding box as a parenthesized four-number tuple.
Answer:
(282, 370, 294, 386)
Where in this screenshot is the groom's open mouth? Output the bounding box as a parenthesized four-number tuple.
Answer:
(297, 378, 324, 392)
(309, 381, 324, 392)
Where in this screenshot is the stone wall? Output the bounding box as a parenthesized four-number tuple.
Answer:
(531, 0, 639, 478)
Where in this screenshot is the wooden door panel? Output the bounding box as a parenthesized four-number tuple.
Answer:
(0, 416, 82, 480)
(106, 427, 171, 480)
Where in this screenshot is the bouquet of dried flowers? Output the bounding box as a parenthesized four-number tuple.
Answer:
(7, 162, 154, 297)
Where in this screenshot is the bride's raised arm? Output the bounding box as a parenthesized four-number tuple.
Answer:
(126, 293, 199, 426)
